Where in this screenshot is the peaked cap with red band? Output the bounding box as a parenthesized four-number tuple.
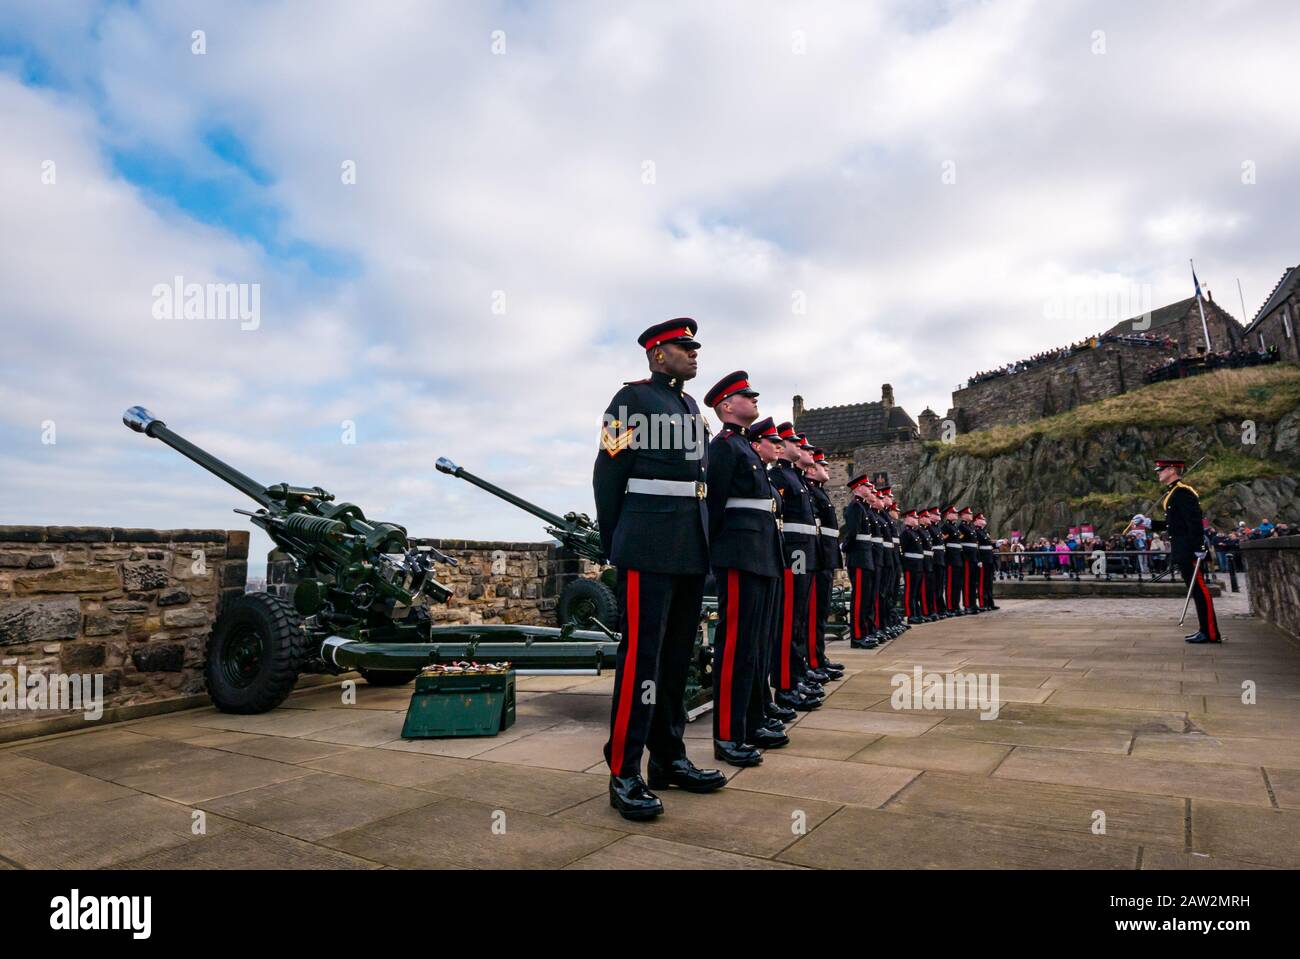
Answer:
(704, 370, 759, 407)
(1153, 457, 1186, 472)
(638, 317, 700, 351)
(777, 422, 798, 441)
(749, 416, 779, 440)
(848, 473, 871, 490)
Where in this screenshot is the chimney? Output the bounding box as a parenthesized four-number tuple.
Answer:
(881, 384, 894, 408)
(792, 395, 804, 421)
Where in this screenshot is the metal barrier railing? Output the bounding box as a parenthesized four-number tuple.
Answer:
(992, 549, 1239, 591)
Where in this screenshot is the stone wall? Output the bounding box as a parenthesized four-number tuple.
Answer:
(852, 436, 925, 505)
(0, 526, 247, 729)
(1240, 535, 1300, 639)
(267, 538, 593, 627)
(1248, 292, 1299, 363)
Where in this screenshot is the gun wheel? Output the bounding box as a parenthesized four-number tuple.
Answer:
(557, 577, 618, 629)
(206, 592, 306, 714)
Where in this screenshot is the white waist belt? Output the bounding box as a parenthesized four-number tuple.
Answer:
(627, 478, 705, 497)
(784, 522, 818, 536)
(725, 497, 775, 512)
(903, 552, 925, 559)
(870, 536, 883, 543)
(962, 543, 978, 548)
(979, 545, 994, 550)
(931, 546, 944, 553)
(855, 534, 873, 543)
(819, 527, 839, 538)
(883, 542, 896, 549)
(892, 538, 901, 544)
(946, 543, 962, 549)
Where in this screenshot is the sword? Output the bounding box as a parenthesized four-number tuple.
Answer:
(1178, 551, 1204, 627)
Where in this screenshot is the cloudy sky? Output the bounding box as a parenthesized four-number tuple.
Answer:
(2, 0, 1297, 572)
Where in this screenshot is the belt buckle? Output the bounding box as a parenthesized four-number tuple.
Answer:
(768, 499, 776, 513)
(695, 481, 707, 499)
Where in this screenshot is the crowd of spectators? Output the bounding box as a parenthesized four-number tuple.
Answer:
(991, 517, 1292, 580)
(1144, 345, 1279, 383)
(967, 332, 1175, 387)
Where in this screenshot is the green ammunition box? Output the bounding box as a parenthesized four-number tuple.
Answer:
(401, 669, 517, 738)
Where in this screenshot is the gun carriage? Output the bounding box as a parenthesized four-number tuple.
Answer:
(124, 407, 618, 714)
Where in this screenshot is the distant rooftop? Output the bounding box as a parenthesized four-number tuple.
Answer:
(794, 385, 917, 454)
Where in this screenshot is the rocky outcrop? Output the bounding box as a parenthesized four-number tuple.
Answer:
(908, 410, 1300, 537)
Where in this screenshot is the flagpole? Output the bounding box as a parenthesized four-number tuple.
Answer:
(1191, 258, 1212, 352)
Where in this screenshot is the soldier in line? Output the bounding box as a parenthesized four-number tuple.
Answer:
(841, 474, 880, 650)
(973, 511, 999, 611)
(916, 508, 938, 621)
(941, 505, 967, 614)
(702, 373, 789, 769)
(928, 507, 950, 617)
(807, 449, 846, 681)
(882, 492, 908, 636)
(958, 506, 982, 615)
(900, 509, 927, 623)
(746, 418, 799, 729)
(770, 423, 826, 711)
(1149, 457, 1223, 644)
(867, 487, 897, 643)
(594, 318, 726, 822)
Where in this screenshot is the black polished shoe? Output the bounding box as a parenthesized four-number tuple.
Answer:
(766, 702, 797, 721)
(713, 740, 763, 767)
(776, 690, 821, 711)
(1184, 631, 1201, 640)
(796, 682, 824, 699)
(609, 774, 663, 821)
(762, 716, 786, 733)
(849, 637, 878, 650)
(1185, 631, 1221, 644)
(648, 756, 728, 792)
(907, 616, 925, 625)
(987, 604, 1000, 610)
(750, 727, 790, 749)
(824, 660, 845, 671)
(823, 668, 844, 680)
(806, 668, 831, 683)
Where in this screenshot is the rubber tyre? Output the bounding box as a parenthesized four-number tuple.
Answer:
(557, 577, 619, 629)
(206, 592, 306, 714)
(357, 668, 419, 687)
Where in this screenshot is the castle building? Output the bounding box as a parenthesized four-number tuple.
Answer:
(1243, 265, 1300, 361)
(793, 384, 921, 510)
(946, 294, 1247, 433)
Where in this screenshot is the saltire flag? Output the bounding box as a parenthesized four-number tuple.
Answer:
(1192, 264, 1203, 301)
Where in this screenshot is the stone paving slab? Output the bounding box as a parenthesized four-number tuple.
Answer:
(887, 770, 1186, 848)
(993, 746, 1272, 806)
(1190, 801, 1300, 867)
(564, 834, 803, 870)
(118, 824, 382, 870)
(728, 752, 919, 806)
(202, 771, 442, 841)
(322, 797, 622, 869)
(778, 806, 1139, 869)
(850, 735, 1012, 775)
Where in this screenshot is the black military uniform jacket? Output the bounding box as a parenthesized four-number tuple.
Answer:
(882, 513, 900, 569)
(917, 524, 935, 571)
(975, 524, 994, 561)
(930, 523, 946, 568)
(1151, 481, 1205, 560)
(840, 498, 874, 569)
(808, 483, 842, 570)
(941, 519, 964, 566)
(867, 508, 886, 569)
(705, 422, 782, 577)
(900, 526, 925, 572)
(770, 461, 820, 571)
(593, 370, 709, 575)
(959, 521, 979, 563)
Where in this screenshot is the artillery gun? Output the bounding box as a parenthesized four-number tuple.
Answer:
(435, 457, 618, 629)
(124, 407, 618, 714)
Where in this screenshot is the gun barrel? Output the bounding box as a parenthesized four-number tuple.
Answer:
(123, 406, 272, 508)
(436, 457, 570, 530)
